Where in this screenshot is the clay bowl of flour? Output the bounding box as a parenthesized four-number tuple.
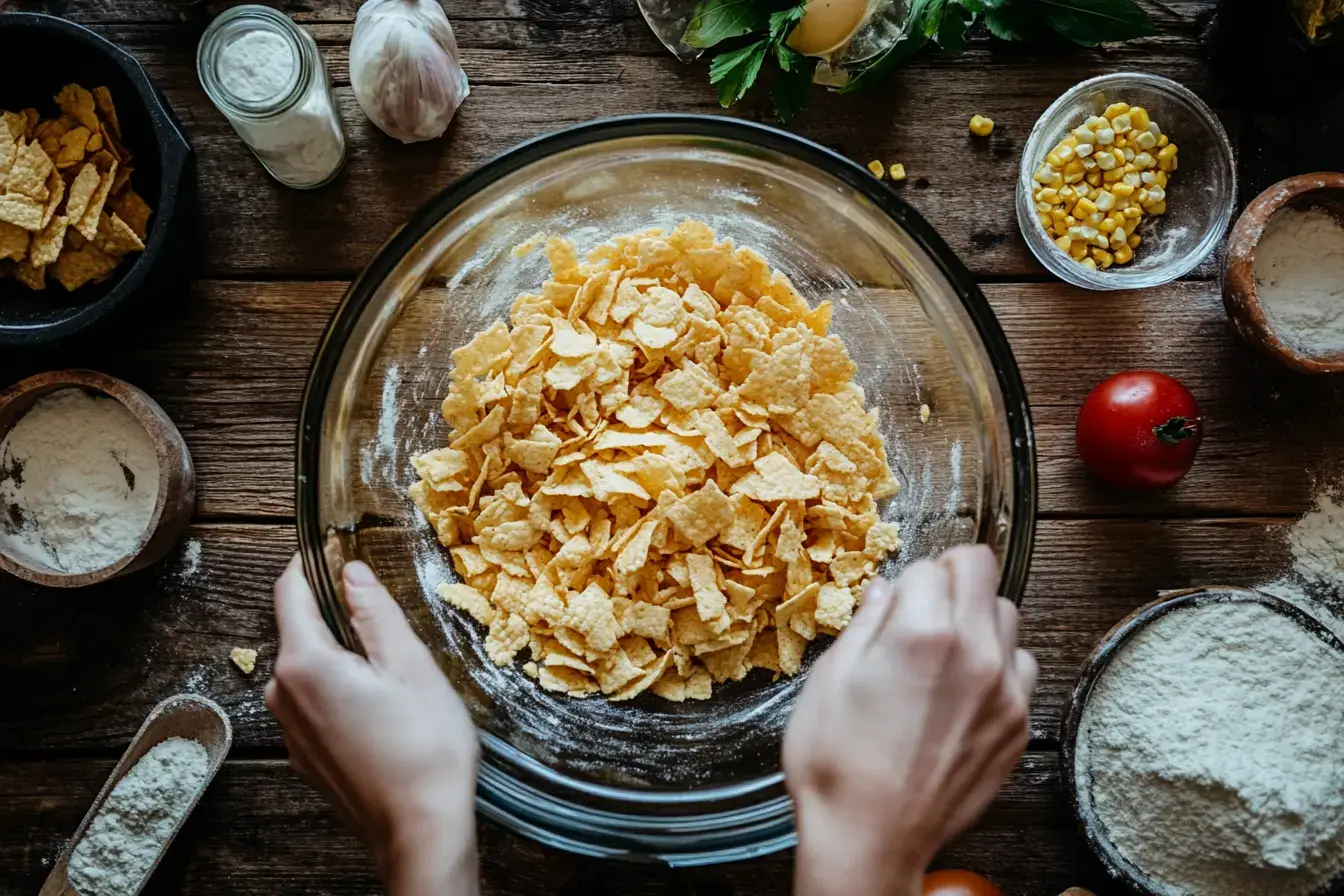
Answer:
(1061, 586, 1344, 896)
(1224, 172, 1344, 374)
(0, 369, 194, 587)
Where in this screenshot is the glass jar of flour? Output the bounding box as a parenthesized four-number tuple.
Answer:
(197, 5, 348, 189)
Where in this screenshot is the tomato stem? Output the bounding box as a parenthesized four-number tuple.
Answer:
(1154, 416, 1198, 444)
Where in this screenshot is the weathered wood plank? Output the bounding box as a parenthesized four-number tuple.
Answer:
(0, 516, 1302, 751)
(0, 16, 1226, 278)
(9, 279, 1336, 522)
(0, 752, 1108, 896)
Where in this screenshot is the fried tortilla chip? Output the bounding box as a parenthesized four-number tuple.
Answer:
(6, 141, 52, 202)
(0, 220, 28, 261)
(93, 86, 120, 137)
(0, 193, 44, 231)
(29, 215, 70, 267)
(55, 84, 100, 133)
(11, 260, 45, 290)
(65, 162, 100, 225)
(55, 126, 91, 168)
(75, 154, 117, 241)
(95, 212, 144, 256)
(112, 190, 151, 240)
(41, 169, 64, 229)
(53, 243, 117, 291)
(0, 122, 18, 191)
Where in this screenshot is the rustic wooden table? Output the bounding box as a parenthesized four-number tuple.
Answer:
(3, 1, 1342, 893)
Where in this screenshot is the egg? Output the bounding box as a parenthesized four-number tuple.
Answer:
(786, 0, 873, 58)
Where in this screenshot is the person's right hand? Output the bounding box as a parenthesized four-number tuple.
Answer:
(266, 555, 481, 896)
(783, 545, 1037, 896)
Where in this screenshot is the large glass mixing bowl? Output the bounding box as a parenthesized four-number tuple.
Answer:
(297, 115, 1037, 865)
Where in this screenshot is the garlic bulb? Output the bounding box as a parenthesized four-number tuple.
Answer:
(350, 0, 469, 144)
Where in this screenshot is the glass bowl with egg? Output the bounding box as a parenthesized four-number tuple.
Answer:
(296, 115, 1036, 863)
(1016, 72, 1236, 291)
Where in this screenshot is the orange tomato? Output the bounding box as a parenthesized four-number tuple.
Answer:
(922, 869, 1004, 896)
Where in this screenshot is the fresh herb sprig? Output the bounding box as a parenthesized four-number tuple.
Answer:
(684, 0, 1156, 119)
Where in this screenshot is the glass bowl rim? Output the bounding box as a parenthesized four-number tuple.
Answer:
(1016, 71, 1237, 291)
(295, 113, 1039, 857)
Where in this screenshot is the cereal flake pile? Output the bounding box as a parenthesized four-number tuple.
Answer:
(0, 85, 151, 292)
(411, 221, 901, 702)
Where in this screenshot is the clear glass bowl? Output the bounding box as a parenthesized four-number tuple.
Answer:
(1017, 73, 1236, 291)
(297, 115, 1037, 864)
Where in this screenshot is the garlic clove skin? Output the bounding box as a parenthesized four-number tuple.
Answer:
(350, 0, 469, 144)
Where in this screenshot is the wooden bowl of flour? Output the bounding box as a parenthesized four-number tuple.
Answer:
(1224, 172, 1344, 374)
(0, 369, 195, 587)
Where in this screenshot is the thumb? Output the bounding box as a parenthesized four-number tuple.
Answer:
(342, 561, 430, 670)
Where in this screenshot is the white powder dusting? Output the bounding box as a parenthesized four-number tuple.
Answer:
(68, 738, 210, 896)
(1258, 478, 1344, 642)
(1077, 600, 1344, 896)
(1255, 208, 1344, 359)
(0, 389, 159, 574)
(217, 30, 296, 103)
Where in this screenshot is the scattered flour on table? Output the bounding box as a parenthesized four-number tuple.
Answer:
(1077, 601, 1344, 896)
(1254, 208, 1344, 359)
(0, 389, 159, 575)
(1260, 477, 1344, 641)
(67, 738, 210, 896)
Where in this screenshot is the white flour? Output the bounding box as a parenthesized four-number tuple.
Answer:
(0, 389, 159, 574)
(68, 738, 210, 896)
(1255, 208, 1344, 358)
(217, 30, 295, 103)
(1077, 601, 1344, 896)
(1259, 480, 1344, 641)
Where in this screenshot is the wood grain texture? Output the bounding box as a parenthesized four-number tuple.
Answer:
(9, 279, 1340, 522)
(0, 753, 1113, 896)
(0, 516, 1302, 751)
(0, 6, 1226, 278)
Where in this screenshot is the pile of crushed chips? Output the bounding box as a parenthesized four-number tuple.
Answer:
(411, 221, 902, 702)
(0, 85, 152, 292)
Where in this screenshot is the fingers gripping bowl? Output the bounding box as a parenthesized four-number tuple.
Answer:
(297, 116, 1037, 863)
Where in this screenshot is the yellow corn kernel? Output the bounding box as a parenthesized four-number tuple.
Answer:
(1123, 206, 1142, 220)
(1159, 157, 1178, 173)
(1103, 102, 1130, 118)
(1157, 143, 1178, 161)
(1038, 212, 1053, 229)
(1081, 257, 1098, 270)
(1050, 209, 1069, 228)
(1111, 113, 1132, 133)
(1157, 134, 1169, 148)
(1153, 171, 1168, 188)
(1135, 130, 1157, 150)
(1036, 187, 1060, 204)
(1055, 235, 1072, 252)
(1085, 172, 1103, 187)
(1063, 159, 1085, 177)
(1103, 167, 1126, 183)
(1114, 243, 1133, 264)
(1128, 234, 1141, 248)
(1099, 217, 1117, 234)
(970, 114, 995, 137)
(1111, 182, 1135, 199)
(1115, 134, 1128, 149)
(1073, 196, 1098, 216)
(1061, 134, 1079, 148)
(1047, 144, 1076, 167)
(1065, 215, 1078, 227)
(1092, 247, 1114, 268)
(1129, 107, 1150, 130)
(1034, 164, 1061, 186)
(1069, 240, 1089, 260)
(1112, 226, 1127, 246)
(867, 160, 885, 178)
(1064, 170, 1086, 185)
(1146, 200, 1167, 215)
(1095, 190, 1116, 212)
(889, 163, 907, 181)
(1035, 200, 1052, 213)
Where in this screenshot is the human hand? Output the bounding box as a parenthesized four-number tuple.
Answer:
(266, 555, 481, 896)
(784, 545, 1037, 896)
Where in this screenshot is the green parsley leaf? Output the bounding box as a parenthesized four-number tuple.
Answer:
(768, 3, 807, 42)
(773, 52, 816, 121)
(984, 3, 1041, 39)
(937, 4, 974, 51)
(1037, 0, 1155, 45)
(685, 0, 772, 49)
(709, 39, 770, 106)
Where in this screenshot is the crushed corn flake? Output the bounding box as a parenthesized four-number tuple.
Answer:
(411, 221, 903, 702)
(229, 647, 258, 675)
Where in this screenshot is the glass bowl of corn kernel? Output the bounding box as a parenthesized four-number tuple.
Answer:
(1016, 72, 1236, 290)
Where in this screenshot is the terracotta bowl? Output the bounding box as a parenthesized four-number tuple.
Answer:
(1224, 172, 1344, 374)
(1060, 586, 1344, 895)
(0, 369, 195, 587)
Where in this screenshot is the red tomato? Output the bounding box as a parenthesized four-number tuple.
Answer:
(1075, 370, 1202, 491)
(923, 869, 1004, 896)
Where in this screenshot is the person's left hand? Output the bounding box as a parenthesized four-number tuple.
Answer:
(266, 555, 481, 896)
